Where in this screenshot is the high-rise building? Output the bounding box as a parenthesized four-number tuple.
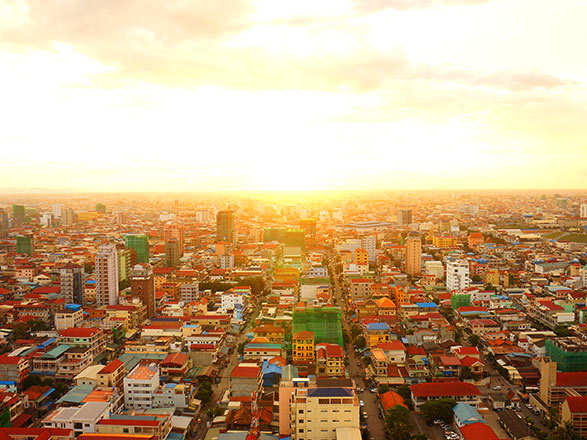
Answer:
(163, 224, 184, 255)
(397, 209, 413, 226)
(60, 263, 84, 304)
(216, 210, 234, 243)
(124, 234, 150, 264)
(446, 259, 470, 292)
(12, 204, 25, 225)
(165, 239, 180, 267)
(130, 264, 156, 318)
(0, 209, 8, 238)
(300, 218, 317, 248)
(405, 233, 422, 276)
(360, 235, 376, 263)
(285, 228, 305, 251)
(95, 243, 119, 306)
(16, 236, 34, 256)
(52, 203, 63, 218)
(195, 209, 210, 224)
(580, 204, 587, 218)
(63, 208, 77, 225)
(118, 248, 136, 283)
(95, 203, 106, 214)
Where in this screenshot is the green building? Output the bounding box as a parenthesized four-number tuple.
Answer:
(292, 307, 343, 346)
(125, 234, 150, 264)
(264, 227, 287, 243)
(16, 236, 33, 256)
(216, 210, 235, 243)
(451, 294, 471, 310)
(545, 337, 587, 372)
(95, 203, 106, 214)
(12, 204, 25, 224)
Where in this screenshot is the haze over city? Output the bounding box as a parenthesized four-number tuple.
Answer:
(1, 0, 587, 191)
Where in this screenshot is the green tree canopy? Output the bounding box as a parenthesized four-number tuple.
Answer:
(385, 405, 411, 440)
(420, 398, 456, 423)
(549, 421, 580, 440)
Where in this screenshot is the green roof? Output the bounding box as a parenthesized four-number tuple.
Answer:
(41, 344, 71, 359)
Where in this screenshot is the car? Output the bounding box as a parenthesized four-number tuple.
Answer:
(360, 400, 365, 407)
(196, 417, 202, 424)
(493, 385, 502, 390)
(370, 388, 377, 393)
(434, 419, 443, 424)
(357, 387, 363, 393)
(362, 412, 368, 419)
(526, 404, 533, 409)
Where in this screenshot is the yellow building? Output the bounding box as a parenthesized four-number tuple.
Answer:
(432, 235, 458, 248)
(376, 297, 396, 316)
(354, 248, 369, 266)
(253, 324, 285, 344)
(484, 268, 500, 286)
(316, 343, 345, 377)
(292, 331, 315, 364)
(366, 322, 391, 348)
(393, 285, 406, 306)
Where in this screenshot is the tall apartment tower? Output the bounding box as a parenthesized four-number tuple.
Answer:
(397, 209, 412, 226)
(0, 209, 8, 238)
(165, 239, 181, 267)
(216, 210, 235, 243)
(163, 224, 184, 255)
(581, 203, 587, 218)
(60, 262, 84, 304)
(405, 233, 422, 276)
(16, 236, 34, 256)
(95, 243, 119, 306)
(446, 259, 470, 292)
(63, 208, 77, 225)
(12, 204, 25, 225)
(300, 218, 317, 248)
(124, 234, 149, 264)
(130, 264, 156, 319)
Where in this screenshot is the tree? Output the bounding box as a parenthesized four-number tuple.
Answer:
(411, 435, 428, 440)
(378, 384, 390, 394)
(554, 325, 570, 337)
(420, 398, 456, 423)
(342, 330, 350, 345)
(350, 325, 362, 339)
(353, 336, 366, 350)
(385, 405, 411, 440)
(461, 366, 476, 380)
(195, 381, 213, 403)
(469, 334, 481, 347)
(549, 421, 580, 440)
(12, 323, 31, 340)
(237, 341, 247, 355)
(471, 275, 482, 283)
(397, 385, 414, 410)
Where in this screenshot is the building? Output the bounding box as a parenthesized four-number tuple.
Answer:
(561, 396, 587, 439)
(397, 209, 412, 226)
(361, 235, 377, 263)
(216, 210, 235, 243)
(43, 402, 110, 437)
(316, 343, 345, 377)
(536, 358, 587, 409)
(354, 248, 369, 266)
(424, 261, 444, 279)
(124, 235, 149, 264)
(581, 204, 587, 218)
(164, 239, 180, 267)
(0, 355, 29, 384)
(130, 264, 156, 319)
(58, 327, 105, 359)
(545, 337, 587, 372)
(253, 325, 285, 344)
(97, 359, 125, 389)
(230, 364, 262, 398)
(293, 331, 315, 365)
(405, 233, 422, 276)
(15, 236, 33, 256)
(290, 386, 360, 440)
(447, 260, 470, 292)
(60, 263, 84, 304)
(123, 362, 160, 409)
(55, 304, 83, 330)
(300, 218, 317, 248)
(453, 402, 483, 427)
(117, 248, 134, 283)
(95, 243, 119, 307)
(410, 382, 482, 411)
(164, 224, 184, 256)
(12, 204, 25, 225)
(96, 414, 171, 440)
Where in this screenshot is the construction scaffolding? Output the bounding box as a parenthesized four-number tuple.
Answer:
(292, 307, 343, 346)
(545, 338, 587, 372)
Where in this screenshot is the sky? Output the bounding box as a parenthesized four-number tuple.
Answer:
(1, 0, 586, 192)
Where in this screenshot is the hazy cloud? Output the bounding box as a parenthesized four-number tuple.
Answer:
(352, 0, 491, 12)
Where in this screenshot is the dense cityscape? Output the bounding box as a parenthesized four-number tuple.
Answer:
(0, 192, 584, 440)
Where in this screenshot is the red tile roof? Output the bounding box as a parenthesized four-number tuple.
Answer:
(380, 391, 407, 411)
(0, 355, 24, 365)
(410, 382, 481, 398)
(98, 359, 123, 375)
(556, 372, 587, 387)
(59, 327, 100, 338)
(231, 366, 261, 378)
(565, 396, 587, 414)
(161, 352, 189, 367)
(459, 422, 499, 440)
(377, 341, 406, 351)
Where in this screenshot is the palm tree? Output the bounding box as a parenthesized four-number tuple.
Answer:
(549, 421, 580, 440)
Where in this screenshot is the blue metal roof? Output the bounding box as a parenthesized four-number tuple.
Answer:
(366, 322, 390, 331)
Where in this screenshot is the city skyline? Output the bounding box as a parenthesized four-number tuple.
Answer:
(1, 0, 586, 192)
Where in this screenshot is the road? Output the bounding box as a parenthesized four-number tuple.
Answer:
(329, 256, 387, 440)
(194, 305, 261, 440)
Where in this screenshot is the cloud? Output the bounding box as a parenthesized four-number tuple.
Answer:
(351, 0, 491, 13)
